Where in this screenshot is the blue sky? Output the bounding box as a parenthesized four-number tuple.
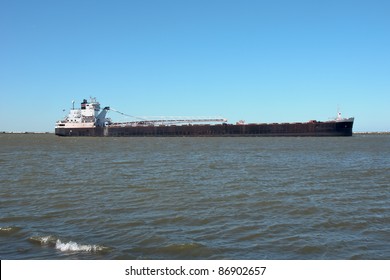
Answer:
(1, 0, 389, 132)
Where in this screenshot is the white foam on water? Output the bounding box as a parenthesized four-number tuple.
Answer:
(55, 239, 104, 252)
(41, 236, 54, 244)
(28, 235, 110, 254)
(29, 235, 57, 245)
(0, 227, 13, 232)
(0, 226, 21, 233)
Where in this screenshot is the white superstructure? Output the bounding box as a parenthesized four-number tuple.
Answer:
(335, 111, 355, 123)
(55, 98, 110, 128)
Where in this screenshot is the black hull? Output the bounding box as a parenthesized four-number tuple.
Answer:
(55, 121, 353, 137)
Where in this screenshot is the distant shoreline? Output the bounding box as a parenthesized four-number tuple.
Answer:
(354, 132, 390, 135)
(1, 132, 53, 134)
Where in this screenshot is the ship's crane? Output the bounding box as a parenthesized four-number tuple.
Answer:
(108, 108, 227, 126)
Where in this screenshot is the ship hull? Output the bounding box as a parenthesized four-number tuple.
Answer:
(55, 120, 353, 137)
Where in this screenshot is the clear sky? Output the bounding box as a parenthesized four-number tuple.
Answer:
(1, 0, 389, 132)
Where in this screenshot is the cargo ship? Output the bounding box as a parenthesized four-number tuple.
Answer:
(55, 98, 354, 137)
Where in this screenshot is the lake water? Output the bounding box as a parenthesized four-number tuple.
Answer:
(0, 134, 389, 259)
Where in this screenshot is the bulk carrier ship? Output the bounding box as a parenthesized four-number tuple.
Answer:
(55, 98, 354, 137)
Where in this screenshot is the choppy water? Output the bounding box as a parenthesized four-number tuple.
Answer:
(1, 134, 389, 260)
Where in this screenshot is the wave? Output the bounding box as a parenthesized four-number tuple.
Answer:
(55, 239, 110, 253)
(110, 160, 144, 165)
(28, 235, 57, 246)
(28, 235, 111, 253)
(134, 242, 217, 259)
(0, 226, 22, 235)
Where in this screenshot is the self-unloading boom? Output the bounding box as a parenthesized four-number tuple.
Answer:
(108, 107, 227, 126)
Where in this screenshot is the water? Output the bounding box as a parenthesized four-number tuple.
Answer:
(1, 134, 389, 260)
